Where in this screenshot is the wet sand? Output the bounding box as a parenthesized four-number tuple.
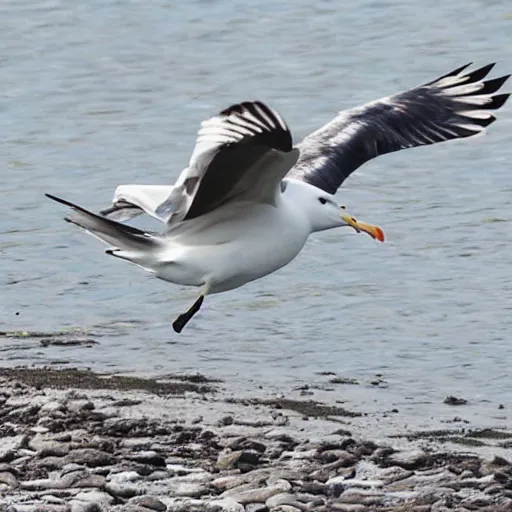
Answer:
(0, 366, 511, 511)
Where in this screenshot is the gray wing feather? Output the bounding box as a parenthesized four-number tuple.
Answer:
(287, 63, 510, 194)
(156, 101, 295, 225)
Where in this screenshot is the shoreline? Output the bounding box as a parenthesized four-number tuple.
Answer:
(0, 367, 511, 511)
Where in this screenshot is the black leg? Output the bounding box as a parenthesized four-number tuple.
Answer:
(173, 295, 204, 333)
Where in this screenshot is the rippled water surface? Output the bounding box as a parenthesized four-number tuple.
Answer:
(1, 0, 512, 432)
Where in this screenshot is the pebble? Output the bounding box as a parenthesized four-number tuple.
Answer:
(225, 482, 291, 505)
(387, 449, 427, 470)
(245, 503, 268, 512)
(105, 480, 140, 498)
(265, 492, 308, 510)
(127, 496, 167, 511)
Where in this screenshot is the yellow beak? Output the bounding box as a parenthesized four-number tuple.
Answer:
(342, 213, 385, 242)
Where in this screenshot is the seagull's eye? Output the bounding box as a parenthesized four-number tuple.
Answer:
(319, 197, 327, 205)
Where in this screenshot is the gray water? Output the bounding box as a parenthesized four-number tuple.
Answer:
(1, 0, 512, 433)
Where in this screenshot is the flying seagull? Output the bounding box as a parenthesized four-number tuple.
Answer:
(47, 102, 383, 332)
(47, 62, 510, 332)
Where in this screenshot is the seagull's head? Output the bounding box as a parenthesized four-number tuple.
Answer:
(284, 179, 385, 241)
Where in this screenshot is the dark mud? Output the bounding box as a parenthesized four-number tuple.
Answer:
(0, 367, 218, 395)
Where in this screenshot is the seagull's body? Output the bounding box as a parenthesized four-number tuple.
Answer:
(151, 191, 315, 293)
(47, 62, 510, 332)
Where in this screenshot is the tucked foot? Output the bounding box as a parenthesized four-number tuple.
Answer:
(172, 295, 204, 333)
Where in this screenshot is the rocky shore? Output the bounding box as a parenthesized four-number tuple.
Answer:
(0, 367, 511, 512)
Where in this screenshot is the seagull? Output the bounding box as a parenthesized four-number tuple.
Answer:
(47, 62, 510, 332)
(47, 102, 384, 332)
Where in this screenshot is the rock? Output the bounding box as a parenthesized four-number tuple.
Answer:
(105, 480, 140, 499)
(217, 450, 244, 470)
(299, 481, 327, 495)
(377, 465, 414, 484)
(20, 477, 57, 490)
(218, 415, 234, 426)
(336, 489, 385, 506)
(60, 471, 107, 489)
(74, 490, 114, 507)
(228, 438, 267, 453)
(208, 498, 244, 511)
(340, 479, 383, 489)
(64, 449, 115, 468)
(70, 501, 104, 512)
(444, 395, 468, 406)
(40, 444, 71, 457)
(245, 503, 268, 512)
(225, 481, 291, 505)
(0, 471, 17, 487)
(459, 495, 493, 509)
(317, 449, 356, 466)
(126, 451, 166, 467)
(0, 435, 24, 462)
(212, 475, 252, 491)
(263, 431, 300, 445)
(265, 493, 307, 510)
(169, 481, 210, 498)
(330, 505, 369, 512)
(128, 496, 167, 511)
(326, 476, 347, 497)
(387, 449, 427, 470)
(216, 449, 261, 471)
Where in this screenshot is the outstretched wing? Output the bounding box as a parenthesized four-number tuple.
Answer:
(155, 101, 299, 224)
(287, 63, 510, 194)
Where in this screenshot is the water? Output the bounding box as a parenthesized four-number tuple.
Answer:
(1, 0, 512, 434)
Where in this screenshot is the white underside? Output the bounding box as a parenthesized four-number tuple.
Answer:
(137, 196, 310, 294)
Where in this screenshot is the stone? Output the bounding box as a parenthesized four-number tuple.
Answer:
(377, 465, 414, 484)
(387, 449, 427, 470)
(60, 471, 106, 489)
(74, 490, 114, 507)
(225, 481, 291, 505)
(330, 505, 369, 512)
(459, 495, 493, 509)
(0, 435, 24, 462)
(128, 496, 167, 511)
(70, 501, 103, 512)
(339, 479, 383, 489)
(216, 449, 261, 471)
(20, 478, 57, 490)
(64, 449, 115, 468)
(245, 504, 268, 512)
(126, 451, 166, 467)
(108, 471, 141, 482)
(299, 481, 327, 495)
(0, 471, 17, 487)
(265, 493, 307, 510)
(209, 498, 245, 512)
(105, 480, 140, 499)
(228, 438, 267, 453)
(317, 450, 356, 466)
(337, 489, 385, 506)
(169, 481, 209, 498)
(212, 475, 251, 491)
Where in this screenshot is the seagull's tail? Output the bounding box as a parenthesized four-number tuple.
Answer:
(46, 193, 162, 264)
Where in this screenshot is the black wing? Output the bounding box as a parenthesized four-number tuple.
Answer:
(155, 101, 298, 224)
(287, 63, 510, 194)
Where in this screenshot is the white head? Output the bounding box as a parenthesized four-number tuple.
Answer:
(282, 179, 384, 240)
